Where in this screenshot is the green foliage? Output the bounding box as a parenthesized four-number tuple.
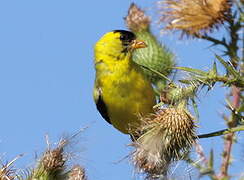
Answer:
(133, 30, 175, 91)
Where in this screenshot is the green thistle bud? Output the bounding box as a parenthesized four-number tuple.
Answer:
(126, 3, 175, 91)
(161, 83, 198, 105)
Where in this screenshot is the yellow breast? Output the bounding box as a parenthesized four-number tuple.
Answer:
(94, 31, 156, 134)
(95, 54, 155, 134)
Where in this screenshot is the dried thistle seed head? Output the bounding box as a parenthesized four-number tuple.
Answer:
(159, 0, 232, 36)
(131, 128, 171, 179)
(41, 147, 65, 171)
(0, 156, 21, 180)
(68, 165, 87, 180)
(126, 3, 150, 32)
(0, 164, 15, 180)
(131, 107, 197, 178)
(155, 108, 197, 154)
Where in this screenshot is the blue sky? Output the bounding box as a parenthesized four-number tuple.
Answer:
(0, 0, 243, 179)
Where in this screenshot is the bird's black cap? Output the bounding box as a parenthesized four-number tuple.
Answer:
(113, 30, 136, 42)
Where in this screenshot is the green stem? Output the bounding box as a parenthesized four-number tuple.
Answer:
(212, 76, 244, 87)
(218, 12, 242, 178)
(197, 125, 244, 139)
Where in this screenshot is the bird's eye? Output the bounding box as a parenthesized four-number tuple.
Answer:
(120, 34, 127, 41)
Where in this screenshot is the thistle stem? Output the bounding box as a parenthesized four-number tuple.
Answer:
(199, 35, 228, 48)
(197, 125, 244, 139)
(217, 12, 242, 178)
(209, 76, 244, 88)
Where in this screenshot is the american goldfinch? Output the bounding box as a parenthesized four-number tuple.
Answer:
(93, 30, 156, 135)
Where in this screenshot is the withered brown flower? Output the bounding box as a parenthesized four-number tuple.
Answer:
(131, 107, 197, 179)
(68, 165, 87, 180)
(159, 0, 232, 36)
(0, 163, 15, 180)
(41, 147, 65, 171)
(125, 3, 150, 32)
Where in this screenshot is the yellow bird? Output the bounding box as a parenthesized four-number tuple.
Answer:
(93, 30, 156, 135)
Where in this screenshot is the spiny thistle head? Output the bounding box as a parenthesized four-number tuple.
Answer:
(159, 0, 232, 36)
(125, 3, 150, 32)
(68, 165, 87, 180)
(30, 139, 68, 179)
(131, 106, 197, 179)
(22, 131, 87, 180)
(126, 3, 175, 91)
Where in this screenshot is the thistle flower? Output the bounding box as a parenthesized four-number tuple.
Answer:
(131, 106, 197, 179)
(159, 0, 232, 36)
(68, 165, 87, 180)
(126, 3, 175, 91)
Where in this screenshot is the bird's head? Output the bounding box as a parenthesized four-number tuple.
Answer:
(94, 30, 147, 61)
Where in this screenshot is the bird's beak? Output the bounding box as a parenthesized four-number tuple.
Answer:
(131, 40, 147, 49)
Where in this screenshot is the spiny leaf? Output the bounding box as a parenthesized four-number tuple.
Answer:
(238, 103, 244, 113)
(215, 54, 239, 77)
(208, 62, 218, 78)
(139, 64, 172, 82)
(153, 101, 164, 108)
(222, 37, 227, 44)
(174, 66, 208, 76)
(193, 75, 211, 87)
(199, 167, 213, 176)
(179, 79, 193, 84)
(208, 149, 214, 169)
(191, 98, 199, 119)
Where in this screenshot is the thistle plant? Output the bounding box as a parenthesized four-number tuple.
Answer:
(131, 104, 197, 179)
(23, 135, 87, 180)
(128, 0, 244, 179)
(1, 1, 243, 180)
(0, 133, 88, 180)
(159, 0, 232, 37)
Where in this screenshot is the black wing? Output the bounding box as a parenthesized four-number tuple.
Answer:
(95, 89, 111, 124)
